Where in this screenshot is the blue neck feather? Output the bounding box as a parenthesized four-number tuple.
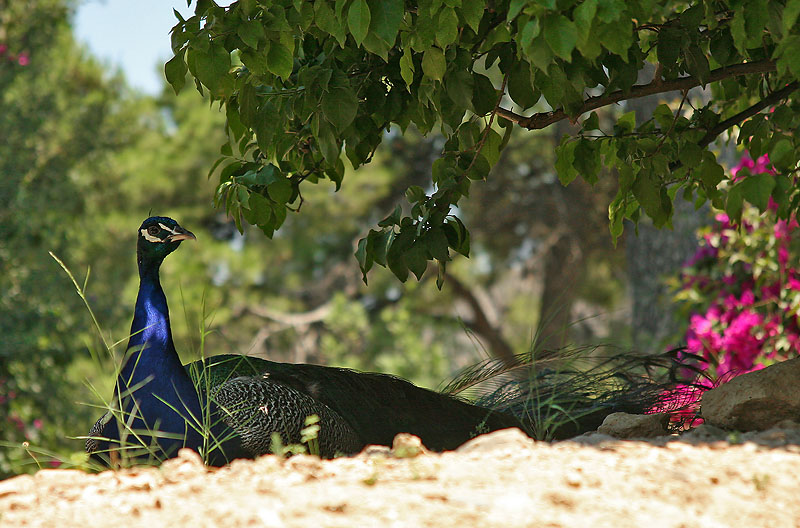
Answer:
(116, 257, 204, 457)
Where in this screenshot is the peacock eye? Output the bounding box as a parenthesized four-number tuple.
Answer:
(147, 226, 160, 236)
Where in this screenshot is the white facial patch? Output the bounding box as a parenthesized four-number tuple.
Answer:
(140, 228, 162, 243)
(158, 222, 179, 235)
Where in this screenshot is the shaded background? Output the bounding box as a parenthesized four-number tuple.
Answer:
(0, 0, 703, 475)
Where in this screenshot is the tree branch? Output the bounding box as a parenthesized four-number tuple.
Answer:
(697, 81, 800, 149)
(447, 275, 516, 364)
(662, 80, 800, 175)
(497, 60, 778, 130)
(244, 302, 333, 326)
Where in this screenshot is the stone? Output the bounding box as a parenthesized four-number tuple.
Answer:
(456, 427, 534, 453)
(391, 433, 429, 458)
(701, 357, 800, 431)
(596, 412, 669, 438)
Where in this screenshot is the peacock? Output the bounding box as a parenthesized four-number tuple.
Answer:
(86, 216, 694, 467)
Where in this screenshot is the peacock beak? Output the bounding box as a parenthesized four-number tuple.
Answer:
(167, 226, 196, 242)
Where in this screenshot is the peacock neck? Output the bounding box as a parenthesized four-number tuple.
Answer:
(119, 258, 189, 390)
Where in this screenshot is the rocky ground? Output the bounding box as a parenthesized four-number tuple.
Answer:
(2, 426, 800, 528)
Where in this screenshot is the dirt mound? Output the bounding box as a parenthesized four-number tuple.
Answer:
(2, 428, 799, 527)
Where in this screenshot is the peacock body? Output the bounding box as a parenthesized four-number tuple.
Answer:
(86, 217, 521, 466)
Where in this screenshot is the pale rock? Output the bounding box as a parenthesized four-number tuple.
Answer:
(456, 427, 534, 453)
(701, 357, 800, 431)
(596, 412, 669, 438)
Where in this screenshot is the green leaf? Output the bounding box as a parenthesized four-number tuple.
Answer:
(709, 29, 734, 66)
(471, 73, 496, 115)
(616, 111, 636, 134)
(406, 246, 428, 280)
(379, 204, 403, 227)
(507, 61, 538, 109)
(527, 36, 554, 70)
(480, 128, 503, 166)
(237, 82, 258, 127)
(316, 119, 341, 163)
(582, 112, 599, 131)
(436, 260, 447, 289)
(388, 257, 409, 282)
(555, 138, 579, 185)
(237, 19, 265, 49)
(776, 35, 800, 78)
(315, 1, 347, 46)
(436, 8, 459, 47)
(544, 15, 578, 61)
(348, 0, 371, 47)
(608, 193, 626, 242)
(770, 139, 794, 170)
(267, 177, 293, 204)
(632, 169, 668, 226)
(266, 42, 294, 80)
(465, 153, 491, 180)
(519, 18, 541, 53)
(422, 47, 446, 81)
(596, 20, 632, 57)
(189, 41, 230, 94)
(406, 185, 426, 203)
(725, 184, 743, 224)
(248, 192, 273, 226)
(368, 0, 403, 44)
(460, 2, 484, 32)
(574, 138, 601, 184)
(657, 26, 683, 70)
(785, 0, 800, 35)
(322, 86, 359, 131)
(679, 143, 703, 169)
(574, 0, 597, 47)
(445, 69, 474, 109)
(738, 173, 776, 212)
(355, 236, 373, 283)
(425, 227, 450, 261)
(164, 51, 188, 95)
(371, 229, 393, 266)
(684, 45, 710, 86)
(363, 32, 389, 61)
(596, 0, 625, 22)
(400, 48, 415, 87)
(508, 0, 526, 21)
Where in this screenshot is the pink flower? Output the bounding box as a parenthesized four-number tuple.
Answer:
(779, 246, 789, 266)
(49, 460, 62, 468)
(730, 154, 774, 182)
(687, 310, 723, 356)
(685, 244, 718, 267)
(33, 419, 43, 429)
(17, 53, 29, 66)
(774, 220, 792, 240)
(0, 44, 6, 55)
(731, 156, 755, 179)
(719, 309, 764, 374)
(753, 154, 774, 175)
(739, 288, 755, 306)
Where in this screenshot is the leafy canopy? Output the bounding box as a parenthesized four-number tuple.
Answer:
(167, 0, 800, 285)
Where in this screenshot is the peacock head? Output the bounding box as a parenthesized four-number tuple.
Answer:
(137, 216, 196, 265)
